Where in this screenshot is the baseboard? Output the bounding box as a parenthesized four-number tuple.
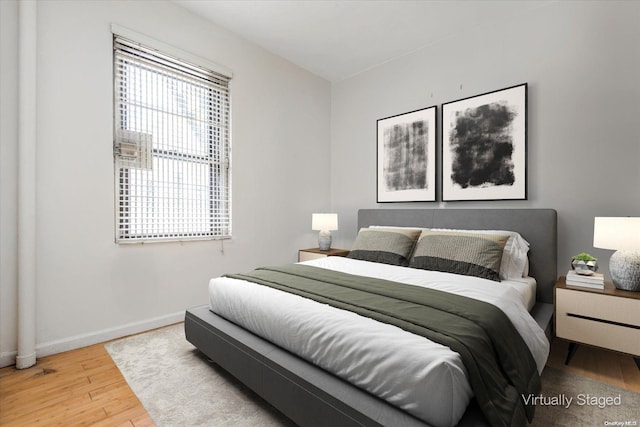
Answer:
(0, 351, 18, 368)
(0, 311, 185, 368)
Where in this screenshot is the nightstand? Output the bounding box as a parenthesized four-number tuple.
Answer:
(298, 248, 349, 262)
(555, 277, 640, 368)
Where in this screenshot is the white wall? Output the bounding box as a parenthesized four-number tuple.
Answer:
(0, 0, 331, 365)
(330, 1, 640, 277)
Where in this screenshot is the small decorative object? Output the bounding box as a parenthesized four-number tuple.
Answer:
(377, 106, 437, 202)
(442, 84, 527, 201)
(593, 217, 640, 291)
(312, 213, 338, 251)
(571, 252, 598, 275)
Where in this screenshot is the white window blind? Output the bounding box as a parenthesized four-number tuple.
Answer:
(113, 35, 231, 243)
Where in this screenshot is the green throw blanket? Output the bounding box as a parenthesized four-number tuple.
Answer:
(226, 264, 541, 427)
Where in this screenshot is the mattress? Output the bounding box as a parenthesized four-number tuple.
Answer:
(208, 257, 549, 427)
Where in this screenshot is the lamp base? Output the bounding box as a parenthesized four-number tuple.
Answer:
(610, 250, 640, 292)
(318, 230, 331, 251)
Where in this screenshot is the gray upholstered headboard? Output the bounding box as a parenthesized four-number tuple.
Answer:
(358, 209, 557, 304)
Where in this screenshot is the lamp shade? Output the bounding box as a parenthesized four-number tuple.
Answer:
(593, 217, 640, 251)
(312, 213, 338, 231)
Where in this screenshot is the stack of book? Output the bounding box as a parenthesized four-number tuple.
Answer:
(565, 270, 605, 289)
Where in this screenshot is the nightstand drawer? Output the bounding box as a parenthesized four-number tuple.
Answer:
(299, 251, 326, 262)
(556, 287, 640, 356)
(557, 288, 640, 326)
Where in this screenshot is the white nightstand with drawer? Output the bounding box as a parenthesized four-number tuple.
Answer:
(555, 277, 640, 368)
(298, 248, 349, 262)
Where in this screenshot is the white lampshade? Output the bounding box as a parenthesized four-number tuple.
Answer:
(593, 217, 640, 251)
(312, 213, 338, 231)
(593, 217, 640, 292)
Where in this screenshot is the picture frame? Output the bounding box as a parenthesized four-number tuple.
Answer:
(376, 106, 437, 203)
(441, 83, 527, 201)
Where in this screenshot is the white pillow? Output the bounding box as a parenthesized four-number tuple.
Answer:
(430, 228, 530, 280)
(369, 225, 425, 231)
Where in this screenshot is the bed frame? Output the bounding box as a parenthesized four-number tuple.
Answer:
(185, 208, 557, 426)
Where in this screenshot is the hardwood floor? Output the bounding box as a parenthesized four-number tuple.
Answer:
(1, 333, 638, 426)
(547, 337, 640, 393)
(0, 340, 153, 427)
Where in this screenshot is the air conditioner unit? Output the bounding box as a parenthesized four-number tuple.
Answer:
(114, 130, 153, 170)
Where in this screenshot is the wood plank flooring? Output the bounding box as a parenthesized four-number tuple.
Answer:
(547, 338, 640, 393)
(1, 333, 639, 426)
(0, 339, 153, 427)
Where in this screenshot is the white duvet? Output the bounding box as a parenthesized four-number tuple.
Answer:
(208, 257, 550, 427)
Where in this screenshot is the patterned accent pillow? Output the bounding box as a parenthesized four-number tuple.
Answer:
(430, 228, 530, 279)
(409, 230, 509, 281)
(347, 227, 422, 266)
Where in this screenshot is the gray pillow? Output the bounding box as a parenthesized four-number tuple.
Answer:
(409, 230, 508, 281)
(347, 227, 421, 266)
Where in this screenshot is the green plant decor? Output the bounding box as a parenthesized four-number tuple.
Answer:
(572, 252, 597, 262)
(571, 252, 599, 276)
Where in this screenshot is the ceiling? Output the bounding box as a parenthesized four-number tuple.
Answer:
(173, 0, 553, 82)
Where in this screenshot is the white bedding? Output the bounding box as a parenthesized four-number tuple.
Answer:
(504, 276, 537, 311)
(208, 257, 550, 427)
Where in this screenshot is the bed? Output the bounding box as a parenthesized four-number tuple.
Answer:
(185, 208, 557, 427)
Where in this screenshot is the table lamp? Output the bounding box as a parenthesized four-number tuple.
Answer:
(312, 213, 338, 251)
(593, 217, 640, 291)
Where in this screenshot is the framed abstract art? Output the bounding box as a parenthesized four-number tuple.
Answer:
(441, 84, 527, 201)
(376, 106, 437, 202)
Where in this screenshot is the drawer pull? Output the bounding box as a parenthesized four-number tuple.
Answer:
(567, 313, 640, 330)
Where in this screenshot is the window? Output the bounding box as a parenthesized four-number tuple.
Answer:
(113, 35, 231, 243)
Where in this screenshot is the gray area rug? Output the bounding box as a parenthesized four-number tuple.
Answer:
(105, 323, 293, 427)
(106, 324, 639, 427)
(532, 366, 639, 426)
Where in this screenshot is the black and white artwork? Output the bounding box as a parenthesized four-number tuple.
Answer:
(442, 84, 527, 201)
(377, 106, 437, 202)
